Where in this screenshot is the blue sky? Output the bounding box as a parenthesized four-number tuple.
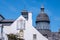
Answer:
(0, 0, 60, 32)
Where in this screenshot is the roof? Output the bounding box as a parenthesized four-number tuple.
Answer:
(0, 14, 5, 19)
(36, 6, 50, 23)
(36, 13, 50, 23)
(0, 20, 14, 23)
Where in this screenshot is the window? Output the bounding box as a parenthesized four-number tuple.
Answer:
(37, 22, 49, 29)
(33, 34, 36, 40)
(17, 19, 25, 30)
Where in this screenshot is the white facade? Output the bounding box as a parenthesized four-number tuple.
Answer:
(3, 12, 48, 40)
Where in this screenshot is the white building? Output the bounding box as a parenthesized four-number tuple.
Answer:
(0, 10, 48, 40)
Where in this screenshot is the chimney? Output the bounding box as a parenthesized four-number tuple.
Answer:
(28, 12, 32, 26)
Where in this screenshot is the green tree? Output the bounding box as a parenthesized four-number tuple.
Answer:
(7, 34, 24, 40)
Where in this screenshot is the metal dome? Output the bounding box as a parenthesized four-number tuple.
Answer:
(36, 13, 50, 22)
(36, 6, 50, 23)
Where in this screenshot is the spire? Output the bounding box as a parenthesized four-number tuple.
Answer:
(41, 4, 44, 13)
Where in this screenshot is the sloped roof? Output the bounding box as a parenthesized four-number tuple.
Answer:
(36, 13, 50, 22)
(0, 20, 14, 23)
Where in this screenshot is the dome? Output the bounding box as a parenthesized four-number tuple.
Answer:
(36, 6, 50, 23)
(36, 13, 50, 22)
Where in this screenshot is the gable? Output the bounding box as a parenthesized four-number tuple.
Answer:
(11, 15, 26, 26)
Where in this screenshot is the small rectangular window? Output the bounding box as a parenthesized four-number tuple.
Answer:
(33, 34, 36, 40)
